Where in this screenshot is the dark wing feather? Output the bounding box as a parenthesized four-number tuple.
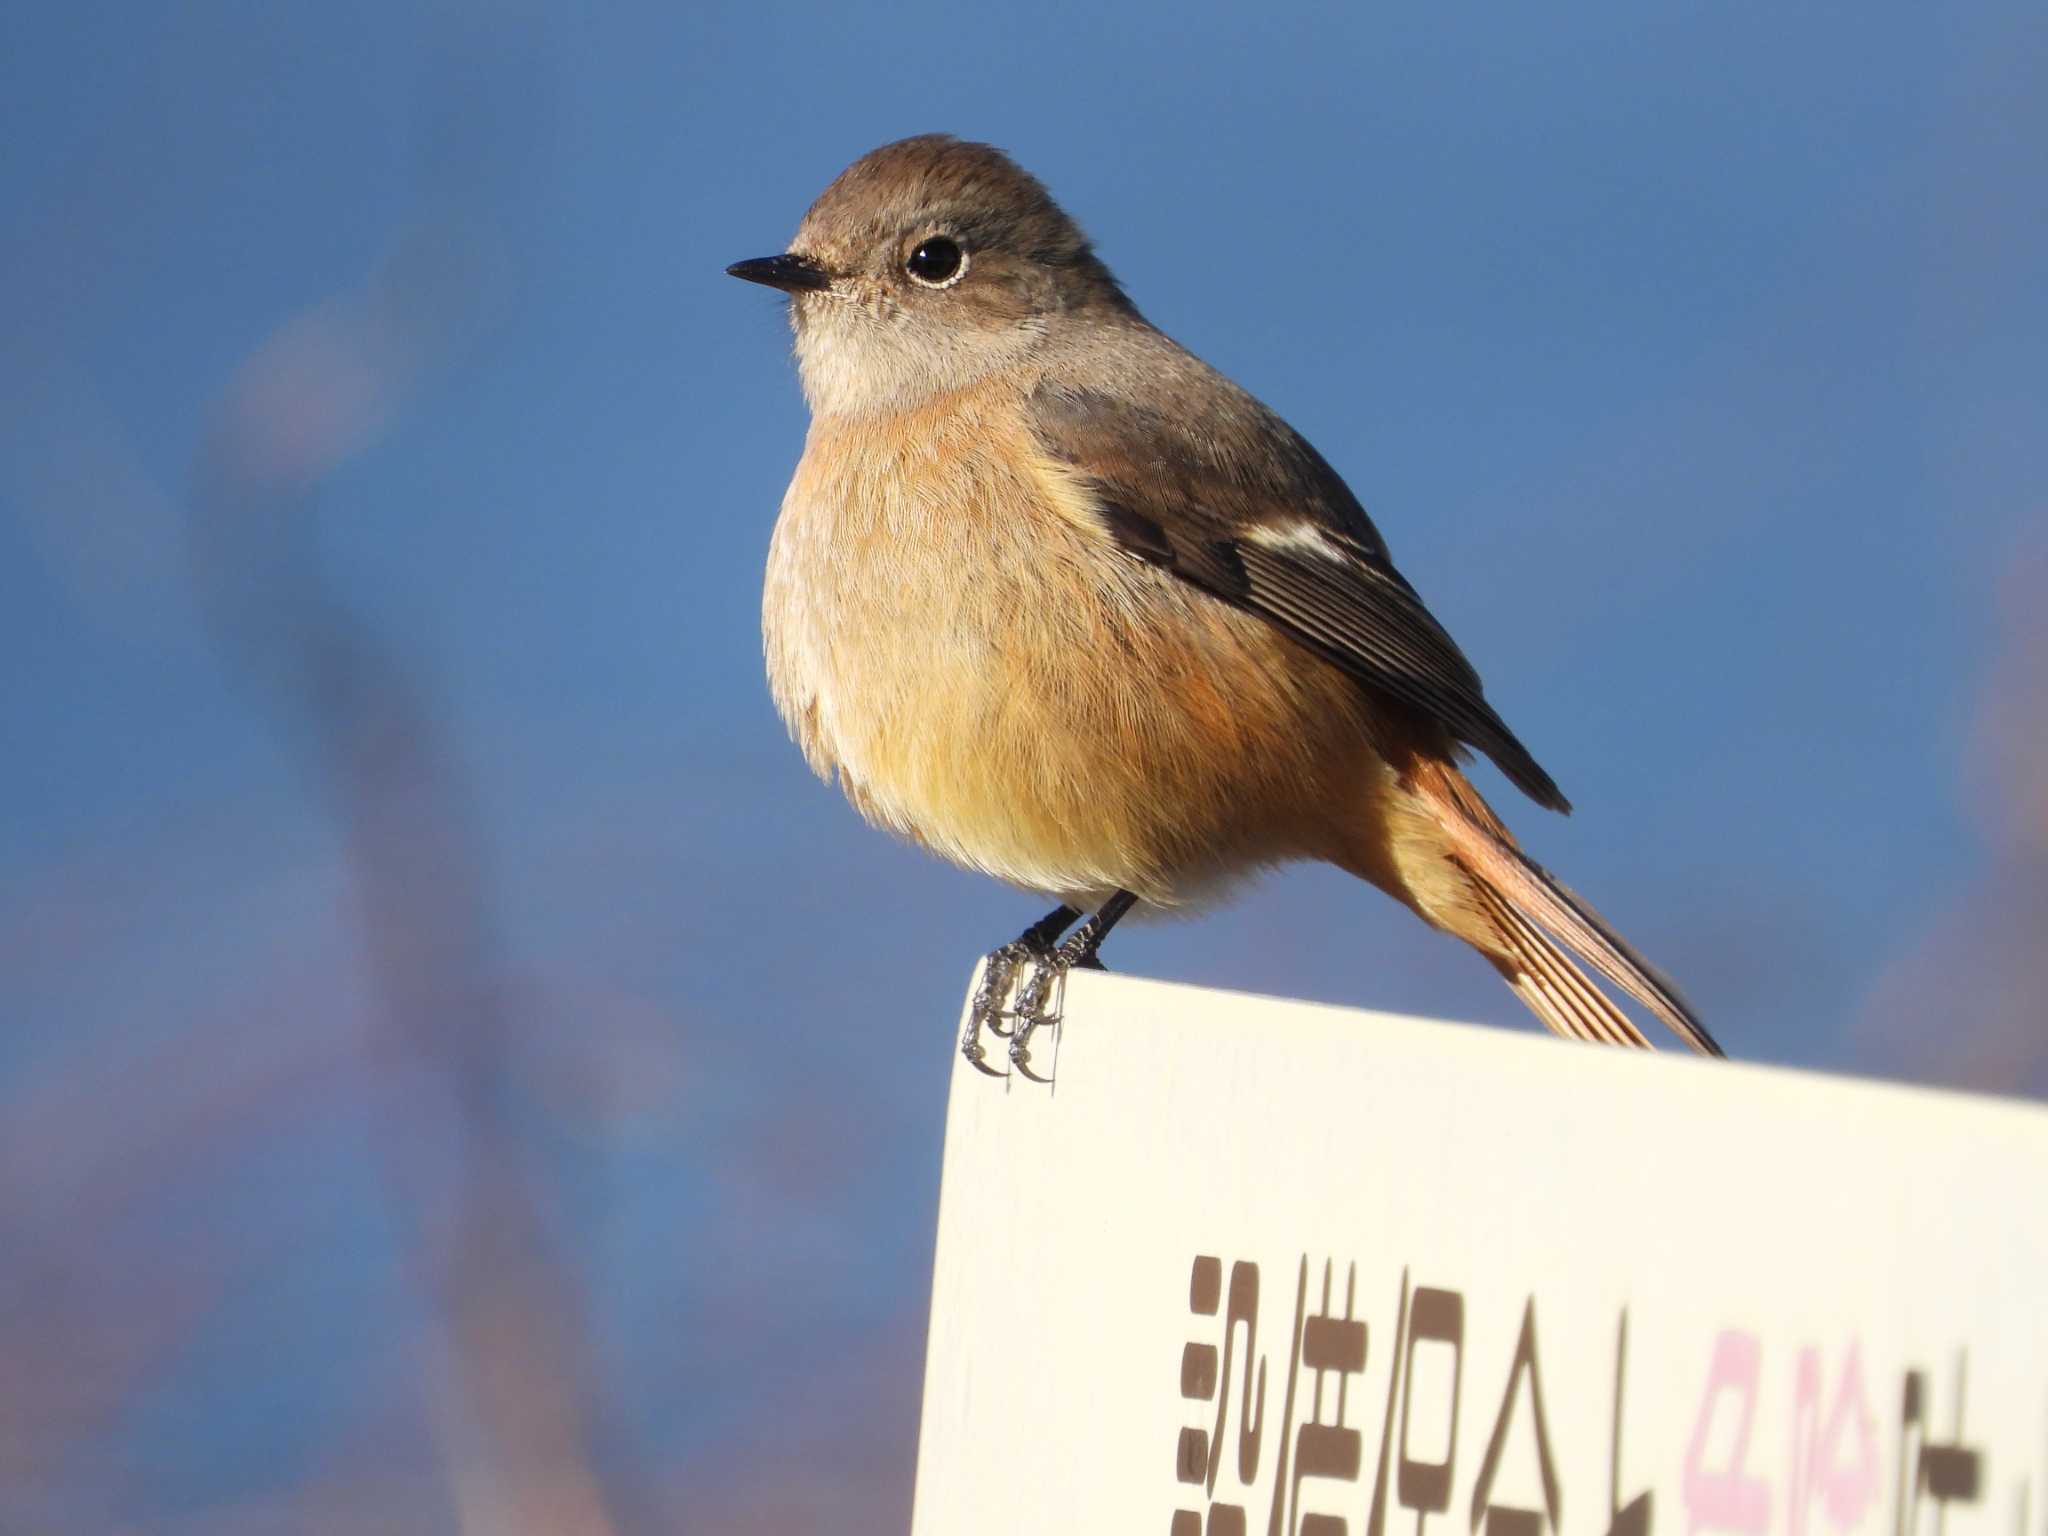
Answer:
(1030, 379, 1569, 813)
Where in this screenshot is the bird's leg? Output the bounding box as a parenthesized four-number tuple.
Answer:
(1053, 889, 1138, 970)
(962, 904, 1082, 1074)
(1007, 890, 1139, 1070)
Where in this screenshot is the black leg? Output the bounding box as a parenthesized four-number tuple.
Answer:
(1018, 903, 1083, 951)
(1053, 889, 1138, 970)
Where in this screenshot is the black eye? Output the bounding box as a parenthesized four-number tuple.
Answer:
(905, 237, 966, 287)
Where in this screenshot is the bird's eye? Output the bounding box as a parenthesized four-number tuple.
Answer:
(904, 237, 967, 288)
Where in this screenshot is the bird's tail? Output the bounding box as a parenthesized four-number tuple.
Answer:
(1406, 761, 1723, 1057)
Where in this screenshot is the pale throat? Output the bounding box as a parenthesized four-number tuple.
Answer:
(792, 302, 1045, 420)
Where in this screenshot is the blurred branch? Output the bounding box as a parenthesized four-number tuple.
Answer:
(181, 12, 636, 1532)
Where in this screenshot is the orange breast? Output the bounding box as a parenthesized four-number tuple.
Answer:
(761, 382, 1394, 907)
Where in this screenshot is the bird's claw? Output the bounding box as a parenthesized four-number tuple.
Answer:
(962, 939, 1067, 1077)
(963, 940, 1036, 1075)
(1005, 955, 1064, 1077)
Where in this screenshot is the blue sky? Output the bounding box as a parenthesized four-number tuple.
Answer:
(4, 2, 2044, 1528)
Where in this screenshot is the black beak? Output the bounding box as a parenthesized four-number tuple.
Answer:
(725, 253, 831, 293)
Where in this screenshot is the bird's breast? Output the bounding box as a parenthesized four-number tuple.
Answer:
(760, 386, 1385, 905)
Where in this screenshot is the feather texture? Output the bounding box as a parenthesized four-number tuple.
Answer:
(1028, 371, 1570, 813)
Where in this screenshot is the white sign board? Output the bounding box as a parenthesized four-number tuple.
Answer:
(912, 969, 2048, 1536)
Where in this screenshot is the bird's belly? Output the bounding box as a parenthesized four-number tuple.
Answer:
(761, 406, 1385, 908)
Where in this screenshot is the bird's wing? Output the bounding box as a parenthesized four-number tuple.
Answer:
(1028, 377, 1569, 812)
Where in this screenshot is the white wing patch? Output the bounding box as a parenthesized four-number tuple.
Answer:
(1240, 521, 1351, 562)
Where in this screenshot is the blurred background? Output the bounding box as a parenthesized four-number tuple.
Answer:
(3, 1, 2044, 1529)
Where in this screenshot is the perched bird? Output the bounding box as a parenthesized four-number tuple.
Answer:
(728, 134, 1721, 1069)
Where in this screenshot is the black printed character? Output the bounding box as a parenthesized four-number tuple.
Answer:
(1892, 1357, 1982, 1536)
(1393, 1286, 1466, 1536)
(1603, 1313, 1652, 1536)
(1175, 1255, 1267, 1536)
(1265, 1257, 1370, 1536)
(1469, 1299, 1563, 1536)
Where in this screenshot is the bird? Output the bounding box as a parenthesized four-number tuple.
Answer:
(726, 134, 1721, 1071)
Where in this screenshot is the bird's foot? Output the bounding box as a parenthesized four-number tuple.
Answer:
(961, 905, 1081, 1077)
(962, 939, 1041, 1075)
(1003, 951, 1066, 1077)
(1003, 912, 1127, 1072)
(1008, 893, 1141, 1068)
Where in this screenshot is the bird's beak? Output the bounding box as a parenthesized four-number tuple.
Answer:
(725, 253, 831, 293)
